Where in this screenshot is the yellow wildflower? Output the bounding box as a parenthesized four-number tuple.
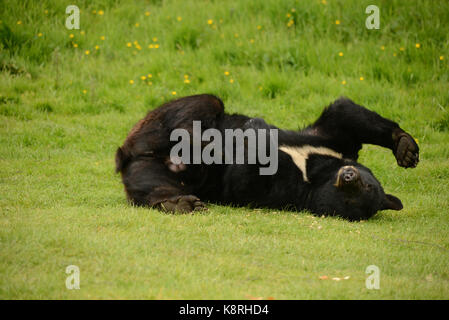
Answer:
(145, 11, 151, 16)
(100, 36, 105, 40)
(415, 43, 421, 48)
(85, 50, 90, 55)
(207, 19, 213, 25)
(335, 20, 340, 25)
(129, 80, 134, 84)
(141, 76, 146, 80)
(359, 77, 364, 81)
(127, 42, 132, 47)
(339, 52, 343, 56)
(224, 71, 230, 76)
(177, 16, 182, 21)
(342, 80, 347, 85)
(172, 91, 177, 95)
(38, 33, 43, 37)
(69, 34, 74, 39)
(98, 10, 104, 15)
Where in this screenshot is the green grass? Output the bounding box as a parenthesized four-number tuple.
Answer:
(1, 0, 449, 299)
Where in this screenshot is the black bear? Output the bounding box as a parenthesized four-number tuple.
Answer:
(115, 94, 419, 220)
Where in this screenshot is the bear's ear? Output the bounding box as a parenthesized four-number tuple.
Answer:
(382, 194, 403, 211)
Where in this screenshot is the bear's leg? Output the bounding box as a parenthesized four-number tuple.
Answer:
(310, 98, 419, 168)
(121, 158, 206, 213)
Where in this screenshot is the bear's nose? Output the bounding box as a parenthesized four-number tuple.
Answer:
(342, 167, 357, 182)
(335, 166, 360, 187)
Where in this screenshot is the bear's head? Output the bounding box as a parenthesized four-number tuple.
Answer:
(310, 163, 403, 220)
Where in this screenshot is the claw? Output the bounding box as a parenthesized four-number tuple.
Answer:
(394, 132, 419, 169)
(159, 195, 207, 213)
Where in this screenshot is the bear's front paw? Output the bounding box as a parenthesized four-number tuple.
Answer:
(160, 195, 207, 213)
(394, 131, 419, 168)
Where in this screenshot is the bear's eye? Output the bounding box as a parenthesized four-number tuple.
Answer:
(365, 184, 373, 192)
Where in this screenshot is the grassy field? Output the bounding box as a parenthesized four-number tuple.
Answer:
(1, 0, 449, 299)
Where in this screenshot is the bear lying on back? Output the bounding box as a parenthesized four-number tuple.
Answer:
(116, 94, 419, 221)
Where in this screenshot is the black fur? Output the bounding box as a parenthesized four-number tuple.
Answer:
(115, 94, 419, 220)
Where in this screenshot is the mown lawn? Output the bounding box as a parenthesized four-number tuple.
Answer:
(0, 0, 448, 299)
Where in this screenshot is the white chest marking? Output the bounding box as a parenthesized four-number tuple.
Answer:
(279, 145, 342, 182)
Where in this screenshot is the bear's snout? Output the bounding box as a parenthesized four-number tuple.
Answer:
(342, 166, 358, 182)
(335, 166, 360, 187)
